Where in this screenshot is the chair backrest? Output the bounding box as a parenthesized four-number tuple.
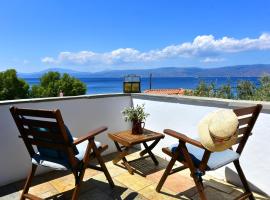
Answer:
(10, 106, 79, 169)
(233, 104, 262, 154)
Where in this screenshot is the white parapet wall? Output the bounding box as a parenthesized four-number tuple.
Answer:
(132, 94, 270, 196)
(0, 94, 131, 187)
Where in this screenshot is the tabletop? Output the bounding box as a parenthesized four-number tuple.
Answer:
(108, 129, 164, 147)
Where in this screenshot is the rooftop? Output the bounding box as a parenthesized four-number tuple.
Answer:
(144, 89, 185, 95)
(1, 151, 268, 200)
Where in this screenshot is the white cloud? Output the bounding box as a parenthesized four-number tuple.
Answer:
(41, 57, 56, 63)
(201, 57, 225, 63)
(42, 33, 270, 66)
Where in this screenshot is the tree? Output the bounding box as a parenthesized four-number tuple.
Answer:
(254, 75, 270, 101)
(30, 72, 86, 98)
(193, 80, 215, 97)
(59, 73, 87, 96)
(237, 80, 256, 100)
(0, 69, 29, 100)
(30, 85, 46, 98)
(216, 83, 234, 99)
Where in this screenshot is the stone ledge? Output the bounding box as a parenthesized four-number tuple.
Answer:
(132, 93, 270, 113)
(0, 93, 130, 106)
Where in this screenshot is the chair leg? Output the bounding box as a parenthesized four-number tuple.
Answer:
(20, 164, 37, 200)
(178, 142, 207, 200)
(156, 157, 176, 192)
(72, 140, 94, 200)
(234, 160, 255, 200)
(93, 143, 115, 188)
(190, 172, 207, 200)
(72, 170, 85, 200)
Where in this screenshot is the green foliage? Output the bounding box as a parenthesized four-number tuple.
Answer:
(0, 69, 86, 100)
(237, 80, 256, 100)
(254, 75, 270, 101)
(59, 73, 87, 96)
(122, 104, 149, 122)
(40, 71, 61, 88)
(193, 81, 216, 97)
(30, 72, 86, 98)
(184, 89, 194, 96)
(186, 75, 270, 101)
(0, 69, 29, 100)
(29, 85, 46, 98)
(216, 83, 234, 99)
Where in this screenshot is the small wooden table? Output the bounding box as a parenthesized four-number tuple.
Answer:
(108, 129, 164, 174)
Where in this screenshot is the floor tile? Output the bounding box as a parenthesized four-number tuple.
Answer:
(106, 162, 129, 177)
(114, 172, 154, 192)
(49, 173, 75, 193)
(111, 188, 148, 200)
(139, 184, 190, 200)
(190, 186, 233, 200)
(146, 170, 194, 194)
(83, 168, 101, 181)
(203, 175, 235, 194)
(79, 187, 112, 200)
(230, 188, 270, 200)
(28, 182, 58, 196)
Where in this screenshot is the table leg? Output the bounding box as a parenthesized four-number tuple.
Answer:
(113, 141, 134, 174)
(140, 139, 160, 157)
(113, 151, 128, 164)
(142, 141, 159, 165)
(123, 162, 134, 174)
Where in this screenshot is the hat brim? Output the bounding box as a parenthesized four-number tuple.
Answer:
(198, 112, 238, 152)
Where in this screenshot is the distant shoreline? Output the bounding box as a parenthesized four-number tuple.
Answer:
(23, 77, 260, 95)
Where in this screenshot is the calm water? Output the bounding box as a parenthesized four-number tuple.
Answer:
(24, 77, 260, 95)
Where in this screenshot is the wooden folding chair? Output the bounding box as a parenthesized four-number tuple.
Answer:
(156, 104, 262, 200)
(10, 106, 114, 200)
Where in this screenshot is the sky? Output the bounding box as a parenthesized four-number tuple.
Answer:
(0, 0, 270, 73)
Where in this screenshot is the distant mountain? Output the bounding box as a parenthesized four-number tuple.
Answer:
(197, 64, 270, 77)
(18, 64, 270, 78)
(18, 68, 92, 78)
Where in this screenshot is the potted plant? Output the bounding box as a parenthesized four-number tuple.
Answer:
(122, 104, 150, 134)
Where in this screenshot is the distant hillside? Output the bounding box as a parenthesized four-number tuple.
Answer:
(18, 64, 270, 78)
(18, 68, 90, 78)
(198, 64, 270, 77)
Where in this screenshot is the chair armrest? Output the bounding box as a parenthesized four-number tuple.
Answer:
(73, 126, 108, 145)
(163, 129, 205, 149)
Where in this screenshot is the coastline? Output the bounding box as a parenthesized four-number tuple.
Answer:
(23, 76, 260, 95)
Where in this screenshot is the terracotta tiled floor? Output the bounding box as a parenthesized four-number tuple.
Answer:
(0, 151, 269, 200)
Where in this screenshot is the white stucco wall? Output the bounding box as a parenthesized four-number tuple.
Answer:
(132, 95, 270, 196)
(0, 94, 131, 187)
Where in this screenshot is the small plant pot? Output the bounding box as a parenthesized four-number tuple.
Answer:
(132, 121, 145, 135)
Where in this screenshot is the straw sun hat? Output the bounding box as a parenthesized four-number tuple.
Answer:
(198, 109, 239, 152)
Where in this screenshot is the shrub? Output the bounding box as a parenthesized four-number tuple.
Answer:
(216, 83, 234, 99)
(0, 69, 29, 100)
(30, 72, 86, 97)
(237, 80, 256, 100)
(193, 81, 216, 97)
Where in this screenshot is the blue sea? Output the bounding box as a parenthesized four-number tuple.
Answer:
(24, 77, 260, 95)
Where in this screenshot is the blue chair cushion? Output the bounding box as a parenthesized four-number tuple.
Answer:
(169, 143, 240, 170)
(32, 140, 101, 170)
(31, 124, 79, 160)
